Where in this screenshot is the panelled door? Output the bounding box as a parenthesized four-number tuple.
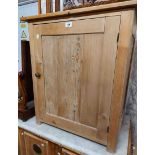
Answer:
(33, 15, 121, 145)
(24, 132, 53, 155)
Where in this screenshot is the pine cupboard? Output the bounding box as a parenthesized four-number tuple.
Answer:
(21, 0, 136, 152)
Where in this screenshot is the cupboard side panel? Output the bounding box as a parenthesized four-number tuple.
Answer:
(96, 15, 121, 141)
(107, 10, 135, 152)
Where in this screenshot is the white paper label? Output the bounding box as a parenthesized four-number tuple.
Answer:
(65, 21, 72, 28)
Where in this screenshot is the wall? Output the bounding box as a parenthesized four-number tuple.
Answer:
(18, 0, 63, 71)
(125, 38, 137, 146)
(18, 2, 38, 71)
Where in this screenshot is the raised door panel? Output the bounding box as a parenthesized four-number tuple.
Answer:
(42, 35, 83, 121)
(24, 132, 54, 155)
(33, 15, 120, 144)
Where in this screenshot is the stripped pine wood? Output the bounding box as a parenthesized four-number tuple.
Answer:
(36, 17, 105, 35)
(42, 36, 58, 116)
(80, 33, 104, 128)
(31, 15, 122, 145)
(28, 23, 41, 124)
(21, 0, 136, 22)
(107, 10, 135, 152)
(33, 25, 46, 120)
(24, 12, 121, 25)
(96, 15, 121, 141)
(42, 35, 83, 121)
(26, 3, 136, 151)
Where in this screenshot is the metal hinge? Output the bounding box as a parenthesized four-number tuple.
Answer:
(107, 126, 109, 133)
(117, 33, 120, 42)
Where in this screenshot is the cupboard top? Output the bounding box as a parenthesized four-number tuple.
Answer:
(20, 0, 136, 22)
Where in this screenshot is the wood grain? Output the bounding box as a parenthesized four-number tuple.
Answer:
(27, 8, 136, 151)
(36, 17, 105, 35)
(80, 33, 104, 128)
(42, 35, 83, 121)
(46, 0, 52, 13)
(24, 131, 54, 155)
(55, 0, 60, 12)
(21, 0, 137, 22)
(38, 0, 41, 14)
(27, 11, 121, 25)
(19, 128, 81, 155)
(38, 0, 52, 14)
(32, 15, 122, 145)
(96, 15, 121, 140)
(28, 23, 41, 124)
(107, 10, 135, 152)
(18, 128, 26, 155)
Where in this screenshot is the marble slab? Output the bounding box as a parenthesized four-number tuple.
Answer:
(18, 116, 129, 155)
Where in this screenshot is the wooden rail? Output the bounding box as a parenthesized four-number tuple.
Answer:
(21, 0, 137, 22)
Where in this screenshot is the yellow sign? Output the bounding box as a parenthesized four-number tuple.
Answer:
(20, 22, 29, 41)
(21, 30, 27, 39)
(20, 23, 26, 28)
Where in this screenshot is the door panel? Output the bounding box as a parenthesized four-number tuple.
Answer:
(24, 132, 53, 155)
(42, 35, 83, 121)
(80, 33, 104, 128)
(35, 17, 105, 35)
(34, 16, 120, 144)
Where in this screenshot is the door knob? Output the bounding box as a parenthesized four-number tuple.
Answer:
(35, 72, 41, 79)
